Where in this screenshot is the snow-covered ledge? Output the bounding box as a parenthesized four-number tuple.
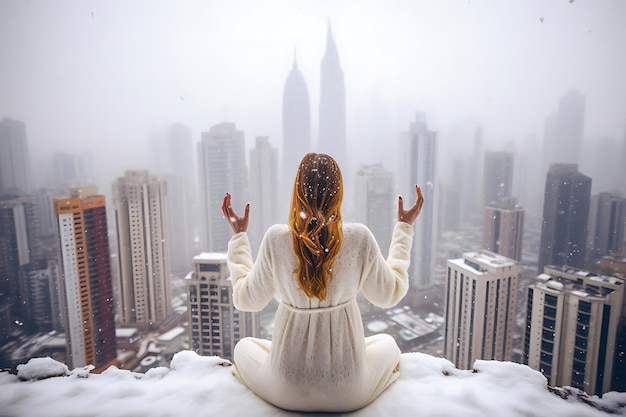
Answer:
(1, 351, 624, 417)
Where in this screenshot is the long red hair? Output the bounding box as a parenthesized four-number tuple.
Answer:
(288, 153, 343, 300)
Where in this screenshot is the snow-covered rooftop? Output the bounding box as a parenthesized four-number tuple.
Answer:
(1, 351, 624, 416)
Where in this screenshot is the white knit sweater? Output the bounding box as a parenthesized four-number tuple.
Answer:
(226, 221, 414, 412)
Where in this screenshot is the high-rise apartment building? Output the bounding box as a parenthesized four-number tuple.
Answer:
(587, 192, 625, 261)
(113, 170, 172, 327)
(444, 250, 520, 370)
(282, 53, 311, 182)
(318, 23, 346, 169)
(199, 123, 248, 252)
(482, 198, 524, 261)
(538, 164, 591, 273)
(0, 195, 44, 321)
(21, 259, 62, 332)
(54, 193, 117, 371)
(249, 136, 279, 253)
(523, 265, 623, 395)
(187, 253, 257, 360)
(482, 151, 514, 205)
(0, 118, 31, 195)
(355, 164, 395, 256)
(407, 113, 437, 289)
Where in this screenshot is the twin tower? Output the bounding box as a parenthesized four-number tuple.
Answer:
(282, 24, 346, 180)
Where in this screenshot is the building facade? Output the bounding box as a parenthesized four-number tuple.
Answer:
(0, 118, 31, 195)
(407, 113, 437, 289)
(249, 136, 279, 253)
(538, 164, 591, 273)
(54, 193, 117, 371)
(113, 170, 172, 327)
(355, 164, 395, 256)
(187, 253, 257, 360)
(482, 198, 524, 261)
(444, 250, 520, 370)
(522, 265, 624, 395)
(482, 151, 514, 205)
(198, 122, 248, 253)
(587, 192, 625, 261)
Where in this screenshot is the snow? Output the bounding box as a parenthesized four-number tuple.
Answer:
(1, 351, 625, 416)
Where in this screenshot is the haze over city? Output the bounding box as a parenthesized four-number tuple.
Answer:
(1, 0, 625, 184)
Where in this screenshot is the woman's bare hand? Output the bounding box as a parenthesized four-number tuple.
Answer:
(222, 192, 250, 233)
(398, 185, 425, 225)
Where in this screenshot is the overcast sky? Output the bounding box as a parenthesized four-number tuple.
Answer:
(1, 0, 625, 176)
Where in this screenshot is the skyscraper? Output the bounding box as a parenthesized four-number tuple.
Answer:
(523, 265, 623, 395)
(444, 250, 520, 370)
(587, 192, 625, 260)
(282, 52, 311, 182)
(355, 164, 395, 256)
(542, 90, 586, 170)
(482, 198, 524, 261)
(318, 23, 346, 168)
(0, 118, 31, 195)
(538, 164, 591, 273)
(482, 151, 514, 205)
(187, 253, 257, 360)
(407, 113, 437, 289)
(0, 195, 44, 321)
(54, 193, 117, 371)
(249, 136, 279, 253)
(113, 170, 172, 327)
(198, 122, 248, 253)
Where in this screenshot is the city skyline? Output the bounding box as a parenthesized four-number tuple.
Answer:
(1, 1, 624, 186)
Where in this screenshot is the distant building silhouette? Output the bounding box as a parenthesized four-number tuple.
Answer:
(0, 118, 31, 195)
(198, 123, 248, 253)
(523, 265, 623, 395)
(113, 171, 172, 327)
(482, 151, 513, 205)
(54, 191, 117, 371)
(0, 195, 45, 322)
(444, 250, 520, 370)
(355, 164, 394, 257)
(542, 90, 586, 173)
(406, 113, 437, 289)
(249, 136, 279, 253)
(187, 253, 257, 360)
(282, 52, 311, 182)
(318, 23, 346, 168)
(538, 164, 591, 273)
(587, 192, 625, 261)
(439, 182, 461, 234)
(51, 152, 94, 191)
(482, 198, 524, 261)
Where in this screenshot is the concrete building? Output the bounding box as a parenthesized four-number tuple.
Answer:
(522, 265, 624, 395)
(0, 118, 31, 195)
(187, 253, 257, 360)
(444, 250, 521, 370)
(249, 136, 279, 253)
(198, 122, 248, 253)
(482, 198, 524, 261)
(407, 113, 437, 289)
(538, 164, 591, 273)
(355, 164, 395, 256)
(54, 193, 117, 371)
(113, 170, 172, 327)
(542, 90, 586, 172)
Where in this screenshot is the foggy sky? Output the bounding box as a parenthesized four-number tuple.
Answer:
(1, 0, 625, 182)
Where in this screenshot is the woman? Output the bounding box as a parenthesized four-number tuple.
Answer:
(221, 153, 424, 412)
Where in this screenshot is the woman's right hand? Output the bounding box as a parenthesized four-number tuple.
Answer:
(397, 185, 424, 225)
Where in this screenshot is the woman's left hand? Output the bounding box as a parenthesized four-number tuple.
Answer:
(222, 193, 250, 233)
